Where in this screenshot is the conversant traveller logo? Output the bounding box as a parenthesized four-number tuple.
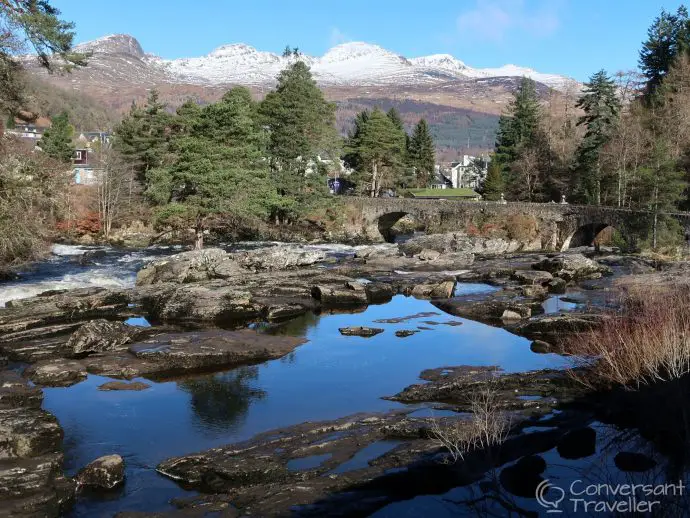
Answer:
(535, 479, 686, 514)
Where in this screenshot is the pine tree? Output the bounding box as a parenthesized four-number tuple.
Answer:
(147, 87, 276, 249)
(39, 111, 74, 163)
(408, 119, 436, 187)
(639, 6, 690, 98)
(259, 61, 339, 220)
(482, 160, 505, 201)
(573, 70, 621, 204)
(282, 45, 292, 58)
(345, 108, 406, 197)
(113, 90, 171, 186)
(494, 77, 541, 166)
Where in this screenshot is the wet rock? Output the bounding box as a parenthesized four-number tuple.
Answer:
(387, 367, 583, 411)
(0, 287, 130, 335)
(547, 277, 568, 294)
(374, 312, 440, 324)
(557, 427, 596, 459)
(530, 340, 553, 354)
(139, 283, 263, 323)
(500, 455, 546, 498)
(434, 296, 533, 324)
(67, 319, 137, 356)
(98, 381, 150, 391)
(409, 280, 456, 299)
(126, 330, 306, 377)
(311, 285, 368, 307)
(614, 452, 657, 472)
(364, 282, 394, 304)
(0, 372, 73, 516)
(399, 232, 520, 257)
(533, 253, 609, 280)
(512, 270, 553, 285)
(338, 326, 384, 338)
(238, 246, 327, 270)
(25, 359, 87, 387)
(75, 454, 125, 490)
(395, 330, 419, 338)
(136, 248, 240, 285)
(508, 313, 605, 340)
(417, 249, 441, 261)
(266, 303, 308, 321)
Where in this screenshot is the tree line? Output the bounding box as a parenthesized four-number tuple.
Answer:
(111, 61, 436, 247)
(489, 5, 690, 247)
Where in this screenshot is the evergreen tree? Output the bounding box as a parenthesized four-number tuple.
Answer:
(147, 87, 276, 249)
(494, 77, 541, 166)
(573, 70, 621, 204)
(345, 108, 406, 197)
(482, 160, 505, 201)
(39, 111, 74, 163)
(282, 45, 292, 58)
(343, 109, 369, 172)
(639, 6, 690, 98)
(259, 61, 339, 220)
(113, 90, 171, 186)
(408, 119, 436, 187)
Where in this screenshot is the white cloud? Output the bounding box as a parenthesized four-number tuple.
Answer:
(456, 0, 562, 43)
(329, 27, 351, 47)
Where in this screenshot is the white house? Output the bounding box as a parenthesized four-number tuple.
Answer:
(448, 155, 489, 190)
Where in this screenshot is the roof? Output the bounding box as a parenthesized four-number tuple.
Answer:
(406, 188, 480, 199)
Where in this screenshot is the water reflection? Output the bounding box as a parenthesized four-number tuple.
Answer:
(177, 366, 265, 433)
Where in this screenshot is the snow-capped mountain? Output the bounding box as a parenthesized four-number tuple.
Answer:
(68, 34, 573, 91)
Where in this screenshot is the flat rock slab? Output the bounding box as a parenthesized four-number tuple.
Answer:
(98, 381, 151, 391)
(338, 326, 384, 338)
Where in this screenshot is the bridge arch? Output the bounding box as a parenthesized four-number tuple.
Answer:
(561, 222, 617, 250)
(376, 211, 415, 242)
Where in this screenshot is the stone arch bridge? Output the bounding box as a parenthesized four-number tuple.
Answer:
(342, 197, 690, 250)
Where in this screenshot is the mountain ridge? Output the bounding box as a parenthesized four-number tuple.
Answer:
(71, 34, 575, 90)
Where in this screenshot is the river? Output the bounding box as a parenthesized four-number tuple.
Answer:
(1, 243, 683, 516)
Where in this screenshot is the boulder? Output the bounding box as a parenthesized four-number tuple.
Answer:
(364, 283, 394, 304)
(501, 310, 525, 321)
(399, 232, 521, 257)
(512, 270, 553, 285)
(238, 246, 327, 271)
(67, 319, 137, 357)
(417, 249, 441, 261)
(338, 326, 384, 338)
(139, 283, 263, 323)
(409, 280, 456, 299)
(547, 277, 568, 294)
(395, 330, 419, 338)
(518, 285, 548, 298)
(311, 285, 368, 307)
(75, 455, 125, 490)
(136, 248, 240, 286)
(530, 340, 553, 354)
(532, 253, 609, 280)
(354, 244, 400, 259)
(25, 359, 87, 387)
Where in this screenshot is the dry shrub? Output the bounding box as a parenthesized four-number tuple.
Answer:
(567, 284, 690, 388)
(504, 214, 538, 242)
(466, 223, 481, 237)
(430, 383, 511, 462)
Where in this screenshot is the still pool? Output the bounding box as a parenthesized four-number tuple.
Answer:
(42, 291, 569, 516)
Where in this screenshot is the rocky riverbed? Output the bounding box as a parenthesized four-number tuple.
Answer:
(1, 237, 688, 517)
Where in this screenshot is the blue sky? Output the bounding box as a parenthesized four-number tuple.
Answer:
(53, 0, 686, 81)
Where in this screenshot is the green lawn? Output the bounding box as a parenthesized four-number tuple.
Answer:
(406, 188, 480, 198)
